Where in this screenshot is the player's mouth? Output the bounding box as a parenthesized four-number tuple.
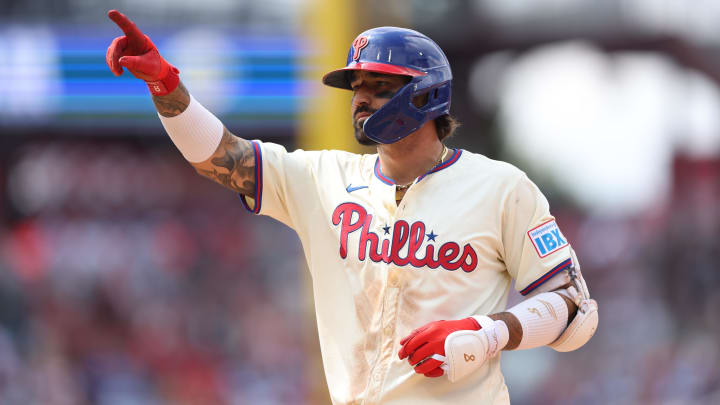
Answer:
(354, 109, 374, 127)
(355, 113, 371, 126)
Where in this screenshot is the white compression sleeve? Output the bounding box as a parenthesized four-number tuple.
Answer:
(506, 292, 568, 350)
(158, 95, 224, 163)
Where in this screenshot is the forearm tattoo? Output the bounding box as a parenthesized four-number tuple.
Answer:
(192, 128, 257, 197)
(153, 82, 191, 117)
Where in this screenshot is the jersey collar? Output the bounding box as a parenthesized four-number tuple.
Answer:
(373, 148, 462, 186)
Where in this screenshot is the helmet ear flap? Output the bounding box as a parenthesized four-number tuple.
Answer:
(363, 78, 452, 144)
(412, 85, 447, 110)
(421, 82, 451, 117)
(362, 81, 425, 144)
(412, 92, 430, 109)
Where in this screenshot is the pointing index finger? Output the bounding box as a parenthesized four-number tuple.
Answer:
(108, 10, 144, 40)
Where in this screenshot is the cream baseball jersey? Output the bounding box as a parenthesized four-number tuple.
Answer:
(239, 141, 573, 405)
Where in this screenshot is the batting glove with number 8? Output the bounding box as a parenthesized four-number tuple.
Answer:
(106, 9, 180, 96)
(398, 316, 508, 382)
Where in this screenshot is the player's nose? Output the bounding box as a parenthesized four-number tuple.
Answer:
(351, 87, 372, 109)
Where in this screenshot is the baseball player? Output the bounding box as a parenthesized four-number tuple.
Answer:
(106, 10, 599, 405)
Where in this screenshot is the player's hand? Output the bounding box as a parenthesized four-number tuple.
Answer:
(399, 316, 508, 382)
(106, 9, 179, 95)
(398, 317, 480, 378)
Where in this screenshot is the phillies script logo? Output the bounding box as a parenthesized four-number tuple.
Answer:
(332, 203, 478, 272)
(352, 36, 369, 60)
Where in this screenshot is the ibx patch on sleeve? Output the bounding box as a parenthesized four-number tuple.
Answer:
(527, 219, 569, 258)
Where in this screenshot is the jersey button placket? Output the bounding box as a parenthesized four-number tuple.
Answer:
(367, 267, 401, 403)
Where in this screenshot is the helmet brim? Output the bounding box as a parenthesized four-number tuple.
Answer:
(322, 62, 426, 90)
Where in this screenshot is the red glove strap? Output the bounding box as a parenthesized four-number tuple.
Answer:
(146, 65, 180, 96)
(465, 316, 481, 330)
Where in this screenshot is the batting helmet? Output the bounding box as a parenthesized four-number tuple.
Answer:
(322, 27, 452, 144)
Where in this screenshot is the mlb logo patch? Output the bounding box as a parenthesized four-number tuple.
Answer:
(528, 219, 568, 258)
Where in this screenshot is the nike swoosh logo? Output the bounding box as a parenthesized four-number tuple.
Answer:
(346, 184, 369, 193)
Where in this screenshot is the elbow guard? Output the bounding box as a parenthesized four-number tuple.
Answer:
(549, 293, 598, 352)
(549, 249, 598, 352)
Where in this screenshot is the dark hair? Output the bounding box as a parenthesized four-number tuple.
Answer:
(435, 114, 460, 141)
(412, 93, 460, 141)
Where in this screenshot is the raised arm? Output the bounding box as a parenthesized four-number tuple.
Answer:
(106, 10, 256, 197)
(152, 83, 257, 196)
(189, 127, 257, 197)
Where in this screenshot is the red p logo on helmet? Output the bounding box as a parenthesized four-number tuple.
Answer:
(352, 36, 369, 60)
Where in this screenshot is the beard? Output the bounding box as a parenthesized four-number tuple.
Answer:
(354, 119, 378, 146)
(352, 107, 379, 146)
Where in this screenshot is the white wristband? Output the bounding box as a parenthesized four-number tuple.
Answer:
(158, 95, 224, 163)
(506, 292, 568, 350)
(471, 315, 510, 353)
(433, 316, 509, 383)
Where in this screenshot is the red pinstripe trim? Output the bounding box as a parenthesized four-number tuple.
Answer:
(374, 158, 396, 185)
(376, 149, 462, 186)
(520, 258, 572, 296)
(239, 141, 263, 214)
(429, 148, 461, 173)
(418, 149, 462, 182)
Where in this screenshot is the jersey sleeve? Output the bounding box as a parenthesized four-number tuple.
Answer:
(238, 140, 320, 230)
(501, 174, 573, 296)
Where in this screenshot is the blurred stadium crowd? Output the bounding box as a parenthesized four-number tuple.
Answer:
(0, 142, 309, 404)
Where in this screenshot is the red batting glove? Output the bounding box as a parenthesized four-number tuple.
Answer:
(398, 317, 480, 378)
(106, 10, 180, 96)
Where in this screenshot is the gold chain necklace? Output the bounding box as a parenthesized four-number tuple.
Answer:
(395, 145, 448, 199)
